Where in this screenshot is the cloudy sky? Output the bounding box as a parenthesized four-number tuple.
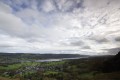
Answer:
(0, 0, 120, 55)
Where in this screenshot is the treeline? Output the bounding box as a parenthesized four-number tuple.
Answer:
(0, 53, 87, 63)
(0, 53, 86, 58)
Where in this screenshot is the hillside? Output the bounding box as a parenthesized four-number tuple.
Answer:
(0, 53, 120, 80)
(0, 53, 87, 63)
(102, 51, 120, 72)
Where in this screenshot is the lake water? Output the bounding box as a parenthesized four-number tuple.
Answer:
(36, 57, 87, 62)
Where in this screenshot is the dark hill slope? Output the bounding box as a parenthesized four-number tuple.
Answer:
(102, 51, 120, 72)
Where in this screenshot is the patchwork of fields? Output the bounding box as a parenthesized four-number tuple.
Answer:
(0, 54, 120, 80)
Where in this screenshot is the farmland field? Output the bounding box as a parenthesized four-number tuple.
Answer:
(0, 53, 120, 80)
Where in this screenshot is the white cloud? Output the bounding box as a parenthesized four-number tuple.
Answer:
(41, 0, 56, 12)
(0, 12, 29, 37)
(0, 2, 12, 13)
(0, 0, 120, 55)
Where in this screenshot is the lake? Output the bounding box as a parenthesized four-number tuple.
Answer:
(36, 57, 88, 62)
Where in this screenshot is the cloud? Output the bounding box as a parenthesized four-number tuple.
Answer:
(89, 37, 109, 43)
(62, 40, 85, 48)
(0, 0, 120, 55)
(70, 40, 84, 46)
(115, 36, 120, 42)
(0, 2, 12, 13)
(81, 46, 91, 49)
(105, 47, 120, 55)
(40, 0, 56, 12)
(0, 12, 29, 37)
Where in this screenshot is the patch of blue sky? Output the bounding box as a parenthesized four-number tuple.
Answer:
(1, 0, 30, 12)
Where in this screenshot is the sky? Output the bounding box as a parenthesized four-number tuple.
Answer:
(0, 0, 120, 55)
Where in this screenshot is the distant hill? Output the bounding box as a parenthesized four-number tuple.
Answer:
(102, 51, 120, 72)
(0, 53, 88, 63)
(0, 53, 87, 59)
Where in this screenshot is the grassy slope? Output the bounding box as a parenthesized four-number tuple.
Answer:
(63, 56, 120, 80)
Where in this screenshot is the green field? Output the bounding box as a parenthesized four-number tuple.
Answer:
(0, 55, 120, 80)
(0, 61, 65, 80)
